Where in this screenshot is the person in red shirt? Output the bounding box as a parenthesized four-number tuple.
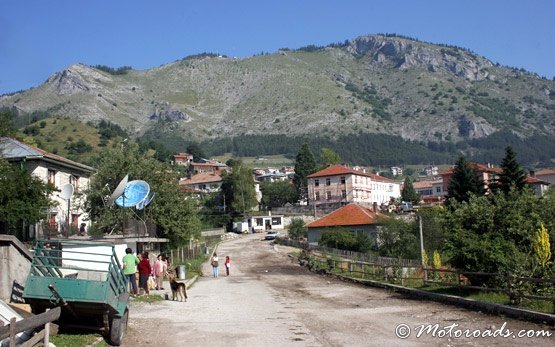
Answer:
(225, 256, 231, 276)
(137, 251, 152, 295)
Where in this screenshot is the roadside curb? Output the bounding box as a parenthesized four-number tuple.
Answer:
(330, 273, 555, 326)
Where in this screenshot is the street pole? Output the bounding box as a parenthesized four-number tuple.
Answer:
(419, 215, 427, 282)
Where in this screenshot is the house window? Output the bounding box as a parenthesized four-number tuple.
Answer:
(436, 186, 442, 193)
(342, 190, 347, 198)
(314, 179, 319, 187)
(354, 176, 358, 184)
(271, 217, 281, 225)
(70, 175, 80, 192)
(326, 191, 332, 200)
(326, 178, 331, 186)
(341, 176, 345, 184)
(256, 218, 264, 226)
(315, 192, 320, 201)
(48, 169, 56, 186)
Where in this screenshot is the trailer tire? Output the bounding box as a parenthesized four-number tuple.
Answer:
(109, 309, 128, 346)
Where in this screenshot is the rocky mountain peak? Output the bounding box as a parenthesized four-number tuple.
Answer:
(348, 35, 493, 81)
(49, 65, 91, 95)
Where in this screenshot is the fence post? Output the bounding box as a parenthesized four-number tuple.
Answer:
(9, 317, 16, 347)
(44, 309, 51, 346)
(506, 272, 515, 304)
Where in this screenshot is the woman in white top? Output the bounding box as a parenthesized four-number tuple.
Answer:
(210, 253, 219, 278)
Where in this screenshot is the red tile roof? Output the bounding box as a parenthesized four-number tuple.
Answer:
(526, 177, 549, 185)
(535, 169, 555, 175)
(307, 164, 394, 182)
(179, 172, 222, 185)
(307, 204, 384, 228)
(440, 162, 502, 175)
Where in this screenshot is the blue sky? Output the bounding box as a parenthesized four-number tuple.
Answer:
(1, 0, 554, 94)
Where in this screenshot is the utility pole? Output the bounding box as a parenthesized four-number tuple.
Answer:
(419, 215, 427, 281)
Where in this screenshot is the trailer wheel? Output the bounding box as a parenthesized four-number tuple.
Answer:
(109, 309, 128, 346)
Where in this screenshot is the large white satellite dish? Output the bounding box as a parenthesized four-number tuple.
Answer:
(108, 175, 128, 206)
(60, 183, 74, 200)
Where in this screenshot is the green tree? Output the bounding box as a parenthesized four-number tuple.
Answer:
(442, 190, 554, 283)
(220, 160, 258, 216)
(0, 158, 53, 238)
(287, 218, 307, 240)
(319, 147, 341, 168)
(0, 111, 17, 137)
(260, 181, 298, 208)
(497, 146, 527, 194)
(85, 142, 201, 246)
(186, 143, 205, 163)
(401, 176, 419, 203)
(447, 156, 484, 204)
(377, 217, 420, 259)
(319, 228, 358, 251)
(293, 143, 317, 201)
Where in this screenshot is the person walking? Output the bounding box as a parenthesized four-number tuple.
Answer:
(225, 256, 231, 276)
(137, 251, 152, 295)
(122, 248, 139, 295)
(210, 253, 219, 278)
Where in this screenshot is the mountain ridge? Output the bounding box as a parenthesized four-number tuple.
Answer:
(1, 34, 554, 160)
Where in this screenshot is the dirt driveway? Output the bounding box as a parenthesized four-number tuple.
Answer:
(123, 234, 553, 346)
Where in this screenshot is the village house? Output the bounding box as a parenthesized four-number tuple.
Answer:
(413, 179, 446, 202)
(0, 137, 94, 240)
(173, 152, 193, 166)
(307, 164, 401, 209)
(439, 162, 501, 194)
(421, 165, 439, 177)
(390, 166, 403, 176)
(189, 160, 229, 175)
(532, 169, 555, 185)
(306, 203, 384, 245)
(179, 172, 223, 194)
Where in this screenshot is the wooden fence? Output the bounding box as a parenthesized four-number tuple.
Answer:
(302, 250, 555, 312)
(275, 237, 421, 267)
(0, 307, 60, 347)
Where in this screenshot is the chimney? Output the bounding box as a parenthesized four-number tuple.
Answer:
(530, 170, 535, 177)
(372, 202, 378, 213)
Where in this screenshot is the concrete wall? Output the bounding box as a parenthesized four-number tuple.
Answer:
(0, 236, 32, 301)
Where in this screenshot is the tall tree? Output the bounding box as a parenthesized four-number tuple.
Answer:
(293, 143, 317, 201)
(497, 146, 527, 194)
(0, 111, 17, 137)
(186, 143, 206, 163)
(447, 156, 485, 203)
(401, 176, 419, 203)
(319, 147, 341, 168)
(0, 158, 53, 237)
(260, 181, 298, 208)
(85, 142, 201, 246)
(220, 160, 258, 216)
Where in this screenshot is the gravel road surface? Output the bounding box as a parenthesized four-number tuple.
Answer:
(123, 234, 553, 346)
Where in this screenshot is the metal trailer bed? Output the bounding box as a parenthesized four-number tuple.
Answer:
(22, 240, 129, 346)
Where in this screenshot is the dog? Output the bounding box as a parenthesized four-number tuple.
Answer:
(168, 274, 187, 302)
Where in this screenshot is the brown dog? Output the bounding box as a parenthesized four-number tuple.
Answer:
(168, 274, 187, 302)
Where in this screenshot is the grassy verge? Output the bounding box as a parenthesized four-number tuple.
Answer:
(132, 294, 165, 303)
(50, 332, 107, 347)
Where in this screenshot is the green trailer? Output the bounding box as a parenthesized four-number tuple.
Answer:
(23, 240, 129, 345)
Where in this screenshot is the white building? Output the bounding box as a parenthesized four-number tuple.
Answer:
(0, 137, 94, 239)
(307, 164, 401, 208)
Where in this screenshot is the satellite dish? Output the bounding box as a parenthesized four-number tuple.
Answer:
(108, 175, 129, 206)
(136, 192, 156, 210)
(60, 183, 74, 200)
(115, 180, 150, 208)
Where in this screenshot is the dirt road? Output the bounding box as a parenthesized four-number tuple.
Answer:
(123, 234, 553, 346)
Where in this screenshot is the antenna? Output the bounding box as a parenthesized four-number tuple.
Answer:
(108, 175, 128, 206)
(136, 192, 156, 210)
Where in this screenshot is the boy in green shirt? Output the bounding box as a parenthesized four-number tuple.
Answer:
(122, 247, 139, 294)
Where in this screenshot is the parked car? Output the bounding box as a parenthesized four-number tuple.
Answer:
(264, 231, 280, 240)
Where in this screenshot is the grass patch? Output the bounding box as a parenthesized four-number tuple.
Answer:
(132, 294, 165, 303)
(50, 332, 107, 347)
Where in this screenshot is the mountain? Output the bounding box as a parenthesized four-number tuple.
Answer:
(1, 34, 554, 166)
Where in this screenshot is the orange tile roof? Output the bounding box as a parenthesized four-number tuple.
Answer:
(440, 162, 502, 175)
(535, 169, 555, 175)
(307, 164, 394, 182)
(179, 172, 222, 185)
(307, 204, 384, 228)
(526, 177, 549, 184)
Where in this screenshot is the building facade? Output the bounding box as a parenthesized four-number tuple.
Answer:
(307, 165, 400, 209)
